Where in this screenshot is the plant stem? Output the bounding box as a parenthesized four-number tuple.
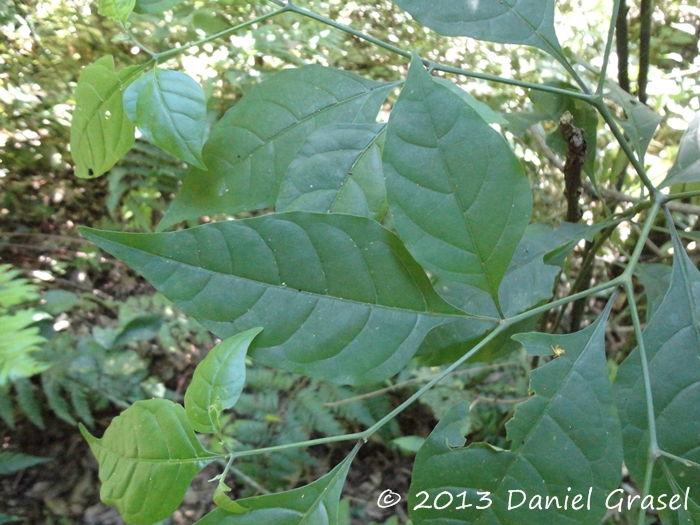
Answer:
(119, 20, 156, 57)
(615, 0, 631, 93)
(638, 0, 652, 104)
(659, 450, 700, 469)
(598, 0, 623, 95)
(664, 189, 700, 201)
(154, 7, 290, 62)
(283, 2, 595, 102)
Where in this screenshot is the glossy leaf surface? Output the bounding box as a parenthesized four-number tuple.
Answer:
(123, 68, 207, 169)
(616, 232, 700, 523)
(392, 0, 564, 59)
(71, 56, 139, 179)
(409, 300, 622, 525)
(80, 212, 467, 385)
(160, 67, 399, 230)
(384, 56, 532, 305)
(185, 327, 262, 434)
(661, 112, 700, 187)
(80, 399, 218, 524)
(196, 448, 357, 525)
(276, 123, 387, 221)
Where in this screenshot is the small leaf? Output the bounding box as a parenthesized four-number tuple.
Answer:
(113, 313, 163, 346)
(661, 112, 700, 187)
(604, 82, 661, 163)
(213, 482, 249, 514)
(392, 0, 565, 60)
(409, 299, 622, 525)
(14, 377, 44, 429)
(42, 375, 77, 426)
(71, 56, 140, 178)
(384, 55, 532, 306)
(0, 452, 52, 475)
(98, 0, 135, 23)
(195, 447, 357, 525)
(133, 0, 185, 14)
(276, 123, 387, 220)
(123, 68, 207, 169)
(616, 229, 700, 523)
(79, 212, 469, 385)
(81, 399, 219, 524)
(185, 327, 262, 434)
(159, 66, 399, 230)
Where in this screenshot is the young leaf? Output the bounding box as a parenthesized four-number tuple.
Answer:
(391, 0, 565, 61)
(159, 67, 400, 230)
(123, 68, 207, 169)
(78, 212, 481, 385)
(616, 231, 700, 522)
(71, 56, 140, 178)
(409, 299, 622, 525)
(660, 112, 700, 187)
(195, 447, 358, 525)
(133, 0, 185, 14)
(384, 56, 532, 307)
(98, 0, 135, 23)
(276, 123, 388, 221)
(80, 399, 219, 524)
(185, 327, 263, 434)
(604, 82, 661, 163)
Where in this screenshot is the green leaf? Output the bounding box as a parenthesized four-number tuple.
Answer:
(384, 56, 532, 306)
(123, 68, 207, 169)
(159, 66, 399, 230)
(133, 0, 185, 15)
(185, 327, 262, 434)
(530, 83, 599, 177)
(615, 230, 700, 524)
(0, 386, 13, 428)
(14, 377, 44, 428)
(276, 123, 387, 220)
(195, 448, 357, 525)
(79, 212, 467, 385)
(391, 0, 565, 60)
(0, 310, 48, 385)
(431, 77, 508, 126)
(409, 299, 622, 525)
(635, 263, 672, 321)
(0, 452, 51, 475)
(661, 112, 700, 187)
(604, 82, 661, 163)
(42, 375, 77, 426)
(98, 0, 135, 23)
(40, 290, 79, 315)
(213, 482, 250, 514)
(80, 399, 219, 524)
(70, 56, 140, 179)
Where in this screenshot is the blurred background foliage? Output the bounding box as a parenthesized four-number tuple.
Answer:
(0, 0, 699, 523)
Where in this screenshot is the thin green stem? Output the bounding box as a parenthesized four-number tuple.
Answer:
(119, 20, 156, 57)
(155, 7, 290, 62)
(593, 99, 657, 193)
(622, 201, 660, 278)
(284, 3, 594, 102)
(598, 0, 623, 95)
(664, 189, 700, 202)
(659, 450, 700, 469)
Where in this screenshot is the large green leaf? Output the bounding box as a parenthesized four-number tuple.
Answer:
(661, 112, 700, 187)
(391, 0, 564, 60)
(384, 56, 532, 307)
(276, 123, 387, 221)
(80, 399, 219, 524)
(79, 212, 473, 385)
(70, 56, 140, 179)
(159, 67, 399, 230)
(123, 68, 207, 169)
(635, 263, 672, 322)
(98, 0, 135, 23)
(604, 83, 661, 163)
(616, 231, 700, 524)
(185, 327, 262, 434)
(133, 0, 185, 14)
(409, 300, 622, 525)
(195, 446, 358, 525)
